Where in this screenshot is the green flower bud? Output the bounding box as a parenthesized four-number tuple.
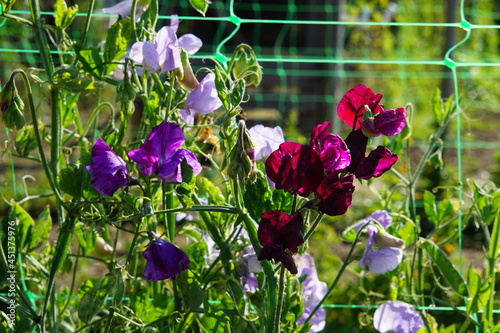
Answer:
(176, 49, 199, 91)
(227, 120, 255, 181)
(232, 44, 262, 87)
(1, 78, 26, 130)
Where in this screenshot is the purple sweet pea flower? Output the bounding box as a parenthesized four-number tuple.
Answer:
(128, 121, 202, 183)
(248, 124, 285, 161)
(242, 246, 262, 293)
(184, 73, 223, 115)
(354, 210, 405, 274)
(102, 0, 145, 21)
(354, 146, 398, 180)
(296, 254, 327, 333)
(86, 138, 129, 196)
(314, 172, 355, 216)
(129, 25, 181, 73)
(143, 237, 190, 281)
(361, 107, 407, 137)
(373, 301, 424, 333)
(310, 122, 351, 173)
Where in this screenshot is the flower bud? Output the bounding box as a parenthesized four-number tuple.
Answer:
(375, 229, 405, 249)
(228, 120, 255, 181)
(176, 49, 199, 91)
(232, 45, 263, 87)
(1, 77, 26, 130)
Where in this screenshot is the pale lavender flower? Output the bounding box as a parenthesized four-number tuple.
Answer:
(242, 246, 262, 293)
(248, 124, 285, 161)
(354, 210, 405, 274)
(373, 301, 424, 333)
(128, 121, 202, 183)
(170, 15, 202, 55)
(184, 73, 222, 115)
(129, 26, 181, 73)
(296, 254, 327, 333)
(102, 0, 145, 21)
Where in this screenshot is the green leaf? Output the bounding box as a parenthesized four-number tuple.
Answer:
(9, 203, 34, 251)
(58, 164, 89, 200)
(466, 266, 492, 315)
(74, 44, 104, 78)
(78, 275, 120, 322)
(15, 125, 38, 156)
(189, 0, 210, 16)
(104, 18, 132, 75)
(54, 0, 78, 30)
(423, 190, 438, 226)
(1, 0, 17, 13)
(432, 88, 443, 125)
(28, 206, 52, 252)
(419, 238, 468, 296)
(177, 270, 203, 311)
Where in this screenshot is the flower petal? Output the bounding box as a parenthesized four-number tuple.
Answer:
(374, 107, 407, 136)
(355, 146, 398, 180)
(363, 247, 403, 274)
(315, 173, 355, 216)
(185, 73, 222, 114)
(179, 34, 203, 55)
(248, 124, 285, 161)
(155, 26, 181, 72)
(157, 148, 202, 183)
(373, 301, 424, 333)
(143, 239, 190, 281)
(337, 84, 383, 129)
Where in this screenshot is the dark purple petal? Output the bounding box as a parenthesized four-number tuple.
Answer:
(86, 138, 128, 196)
(315, 173, 355, 216)
(258, 244, 298, 274)
(128, 121, 186, 176)
(157, 148, 202, 183)
(373, 301, 424, 333)
(343, 129, 369, 173)
(355, 146, 398, 180)
(265, 142, 323, 197)
(257, 210, 304, 274)
(143, 239, 190, 281)
(374, 107, 406, 136)
(337, 85, 383, 130)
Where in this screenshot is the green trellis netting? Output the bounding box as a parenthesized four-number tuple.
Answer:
(1, 0, 499, 330)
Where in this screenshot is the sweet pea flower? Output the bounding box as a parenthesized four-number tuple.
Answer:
(102, 0, 146, 21)
(337, 84, 384, 130)
(310, 122, 351, 173)
(373, 301, 424, 333)
(86, 138, 129, 196)
(128, 121, 202, 183)
(337, 84, 406, 137)
(354, 210, 404, 274)
(257, 210, 304, 274)
(296, 254, 327, 333)
(343, 129, 398, 180)
(248, 124, 285, 161)
(183, 73, 223, 115)
(314, 172, 355, 216)
(265, 142, 324, 197)
(129, 26, 181, 73)
(169, 15, 203, 55)
(143, 236, 190, 281)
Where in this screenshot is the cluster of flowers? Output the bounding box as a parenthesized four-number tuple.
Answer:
(254, 84, 407, 274)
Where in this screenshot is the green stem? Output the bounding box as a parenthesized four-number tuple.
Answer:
(274, 266, 286, 333)
(163, 183, 175, 241)
(303, 213, 324, 242)
(81, 0, 96, 46)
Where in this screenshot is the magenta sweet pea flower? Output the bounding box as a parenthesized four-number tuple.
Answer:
(296, 254, 327, 333)
(354, 210, 405, 274)
(361, 107, 407, 137)
(248, 124, 285, 161)
(257, 210, 304, 274)
(129, 25, 181, 73)
(314, 172, 355, 216)
(265, 142, 324, 197)
(310, 122, 351, 173)
(128, 121, 202, 183)
(373, 301, 424, 333)
(337, 84, 384, 130)
(184, 73, 222, 115)
(343, 129, 398, 180)
(86, 138, 129, 196)
(354, 146, 398, 180)
(143, 237, 190, 281)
